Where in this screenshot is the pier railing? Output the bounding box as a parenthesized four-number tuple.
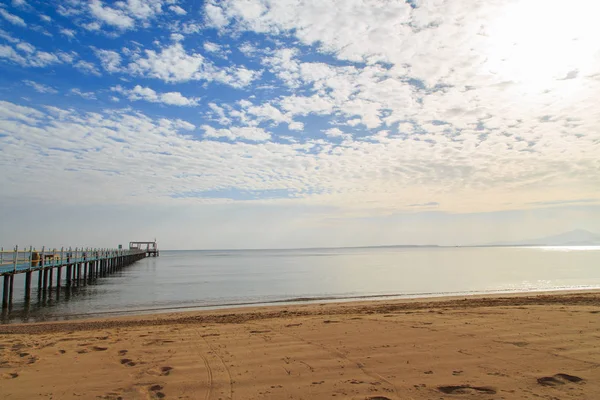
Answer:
(0, 246, 145, 275)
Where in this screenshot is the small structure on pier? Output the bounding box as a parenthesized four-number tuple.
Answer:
(129, 240, 159, 257)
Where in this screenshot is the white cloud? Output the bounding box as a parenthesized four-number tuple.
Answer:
(170, 33, 184, 42)
(324, 127, 351, 139)
(74, 60, 101, 76)
(128, 42, 205, 82)
(0, 28, 19, 43)
(23, 80, 58, 94)
(181, 22, 201, 34)
(126, 42, 260, 87)
(112, 85, 200, 106)
(94, 48, 122, 72)
(207, 103, 232, 125)
(288, 121, 304, 131)
(39, 14, 51, 22)
(83, 21, 101, 31)
(33, 52, 60, 67)
(204, 1, 229, 28)
(264, 48, 301, 87)
(89, 0, 135, 29)
(0, 9, 26, 27)
(203, 125, 271, 142)
(60, 28, 76, 38)
(239, 42, 258, 57)
(16, 42, 35, 53)
(0, 44, 26, 65)
(169, 5, 186, 15)
(57, 51, 77, 64)
(69, 88, 96, 100)
(60, 0, 175, 33)
(12, 0, 27, 7)
(0, 42, 67, 68)
(203, 42, 220, 53)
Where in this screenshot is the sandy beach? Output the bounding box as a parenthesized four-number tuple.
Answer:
(1, 292, 599, 399)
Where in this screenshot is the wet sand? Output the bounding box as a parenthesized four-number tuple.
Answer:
(1, 292, 599, 399)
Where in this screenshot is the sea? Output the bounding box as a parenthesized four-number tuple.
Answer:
(2, 246, 600, 324)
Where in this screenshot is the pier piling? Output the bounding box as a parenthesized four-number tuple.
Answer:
(8, 275, 14, 306)
(43, 268, 48, 292)
(25, 271, 32, 300)
(2, 276, 8, 309)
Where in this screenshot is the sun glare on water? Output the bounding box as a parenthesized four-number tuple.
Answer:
(484, 0, 600, 94)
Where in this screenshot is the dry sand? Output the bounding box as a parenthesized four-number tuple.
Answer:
(1, 292, 599, 399)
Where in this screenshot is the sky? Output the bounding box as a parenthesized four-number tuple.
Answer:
(0, 0, 599, 250)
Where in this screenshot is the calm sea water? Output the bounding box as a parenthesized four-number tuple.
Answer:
(2, 246, 600, 324)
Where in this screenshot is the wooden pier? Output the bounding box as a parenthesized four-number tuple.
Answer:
(0, 245, 151, 310)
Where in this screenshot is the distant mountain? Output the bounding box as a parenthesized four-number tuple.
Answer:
(485, 229, 600, 246)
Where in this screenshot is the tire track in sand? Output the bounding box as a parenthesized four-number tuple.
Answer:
(193, 328, 233, 400)
(185, 328, 213, 400)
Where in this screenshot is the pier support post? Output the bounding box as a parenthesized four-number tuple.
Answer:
(76, 264, 81, 285)
(25, 271, 32, 300)
(42, 268, 48, 292)
(48, 268, 53, 291)
(38, 270, 43, 291)
(2, 276, 9, 309)
(57, 267, 61, 288)
(66, 265, 71, 287)
(8, 275, 14, 306)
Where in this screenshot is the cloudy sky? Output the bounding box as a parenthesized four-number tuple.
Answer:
(0, 0, 599, 249)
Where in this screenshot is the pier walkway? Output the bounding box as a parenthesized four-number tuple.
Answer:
(0, 245, 153, 309)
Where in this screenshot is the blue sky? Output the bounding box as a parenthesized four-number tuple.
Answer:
(0, 0, 599, 249)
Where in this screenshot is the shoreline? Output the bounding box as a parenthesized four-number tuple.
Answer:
(2, 289, 599, 334)
(5, 285, 600, 326)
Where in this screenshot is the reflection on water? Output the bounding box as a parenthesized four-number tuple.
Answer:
(2, 246, 600, 324)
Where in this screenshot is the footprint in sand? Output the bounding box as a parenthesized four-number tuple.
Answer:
(3, 372, 19, 379)
(100, 392, 123, 400)
(92, 346, 108, 351)
(366, 397, 392, 400)
(537, 373, 584, 387)
(160, 366, 173, 376)
(149, 385, 165, 399)
(118, 350, 128, 356)
(438, 385, 496, 395)
(120, 359, 136, 367)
